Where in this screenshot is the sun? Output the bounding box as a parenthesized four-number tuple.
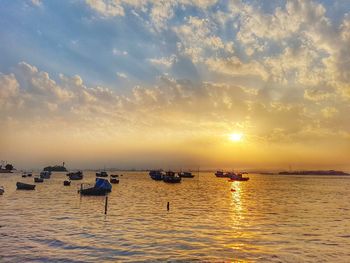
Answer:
(229, 133, 243, 142)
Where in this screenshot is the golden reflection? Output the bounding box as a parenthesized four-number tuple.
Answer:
(229, 181, 245, 226)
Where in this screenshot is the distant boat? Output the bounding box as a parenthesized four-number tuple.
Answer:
(228, 173, 249, 182)
(215, 170, 229, 177)
(67, 171, 83, 180)
(96, 171, 108, 177)
(110, 174, 118, 178)
(40, 171, 51, 179)
(178, 171, 194, 178)
(163, 171, 181, 183)
(79, 178, 112, 196)
(16, 182, 35, 190)
(0, 186, 4, 195)
(110, 178, 119, 184)
(34, 177, 44, 183)
(149, 170, 163, 181)
(22, 174, 27, 178)
(63, 180, 71, 186)
(27, 173, 32, 177)
(0, 163, 15, 173)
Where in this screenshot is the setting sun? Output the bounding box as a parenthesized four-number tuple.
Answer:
(229, 133, 243, 142)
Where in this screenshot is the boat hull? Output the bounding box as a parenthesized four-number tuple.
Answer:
(16, 182, 36, 190)
(80, 187, 108, 196)
(34, 178, 44, 183)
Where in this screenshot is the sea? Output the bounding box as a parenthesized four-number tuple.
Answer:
(0, 172, 349, 262)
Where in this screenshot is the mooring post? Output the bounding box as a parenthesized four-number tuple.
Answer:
(167, 201, 170, 211)
(105, 196, 108, 215)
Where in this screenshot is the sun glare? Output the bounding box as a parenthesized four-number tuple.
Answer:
(229, 133, 243, 142)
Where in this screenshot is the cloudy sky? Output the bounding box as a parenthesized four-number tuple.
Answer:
(0, 0, 349, 170)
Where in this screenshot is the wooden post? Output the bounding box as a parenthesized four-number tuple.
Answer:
(167, 201, 170, 211)
(105, 196, 108, 215)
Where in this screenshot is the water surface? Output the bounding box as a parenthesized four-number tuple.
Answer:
(0, 172, 349, 262)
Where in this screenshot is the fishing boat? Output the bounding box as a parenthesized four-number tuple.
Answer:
(110, 178, 119, 184)
(40, 171, 51, 179)
(149, 170, 163, 181)
(163, 171, 181, 183)
(79, 178, 112, 196)
(16, 182, 36, 190)
(178, 171, 194, 178)
(215, 170, 230, 177)
(63, 180, 71, 186)
(96, 171, 108, 177)
(228, 173, 250, 182)
(34, 177, 44, 183)
(0, 186, 4, 195)
(67, 171, 83, 180)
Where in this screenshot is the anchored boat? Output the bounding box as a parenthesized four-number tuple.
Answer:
(79, 178, 112, 196)
(228, 173, 250, 182)
(67, 171, 83, 180)
(34, 177, 44, 183)
(16, 182, 36, 190)
(149, 170, 163, 181)
(96, 171, 108, 177)
(178, 171, 194, 178)
(163, 171, 181, 183)
(40, 171, 51, 179)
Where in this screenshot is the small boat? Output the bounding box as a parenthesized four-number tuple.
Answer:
(34, 177, 44, 183)
(163, 171, 181, 183)
(110, 174, 119, 178)
(228, 173, 249, 182)
(16, 182, 36, 190)
(215, 170, 230, 177)
(63, 180, 71, 186)
(110, 178, 119, 184)
(40, 171, 51, 179)
(149, 170, 163, 181)
(178, 171, 194, 178)
(67, 171, 83, 180)
(96, 171, 108, 177)
(79, 178, 112, 196)
(22, 174, 27, 178)
(0, 186, 4, 195)
(27, 173, 32, 177)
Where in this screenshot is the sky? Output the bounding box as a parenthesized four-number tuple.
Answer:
(0, 0, 350, 170)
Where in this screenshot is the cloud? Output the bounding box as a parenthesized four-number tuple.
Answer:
(116, 72, 128, 79)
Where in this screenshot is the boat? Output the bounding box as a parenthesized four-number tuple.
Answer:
(34, 177, 44, 183)
(63, 180, 71, 186)
(16, 182, 36, 190)
(27, 173, 32, 177)
(66, 171, 83, 180)
(79, 178, 112, 196)
(110, 174, 119, 178)
(96, 171, 108, 177)
(163, 171, 181, 183)
(40, 171, 51, 179)
(110, 178, 119, 184)
(215, 170, 230, 177)
(22, 174, 27, 178)
(228, 173, 249, 182)
(0, 186, 4, 195)
(178, 171, 194, 178)
(0, 162, 15, 173)
(149, 170, 163, 181)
